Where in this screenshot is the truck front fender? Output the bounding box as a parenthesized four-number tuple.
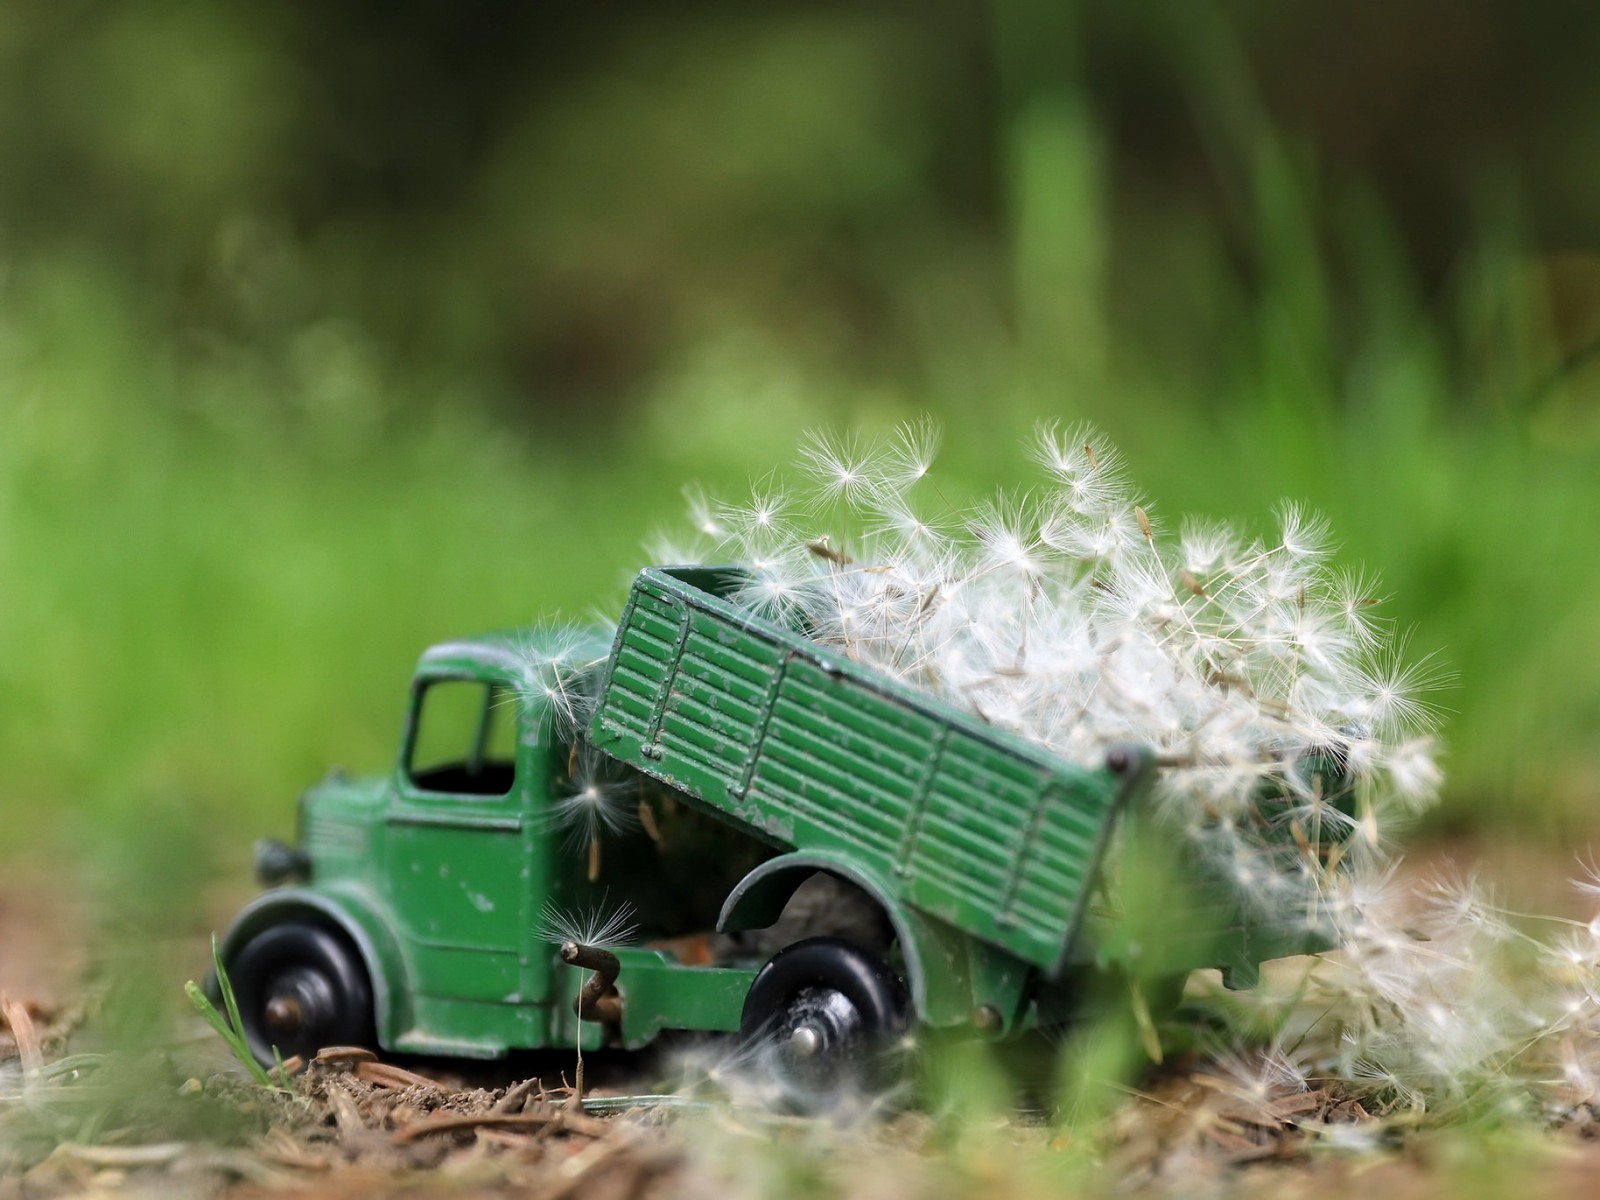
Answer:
(717, 852, 975, 1028)
(217, 885, 411, 1051)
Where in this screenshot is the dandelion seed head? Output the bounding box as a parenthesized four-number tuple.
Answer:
(534, 897, 638, 949)
(1030, 420, 1126, 513)
(1387, 737, 1444, 809)
(717, 476, 792, 544)
(684, 484, 727, 540)
(1276, 501, 1333, 562)
(884, 416, 940, 491)
(513, 623, 608, 735)
(799, 429, 878, 506)
(969, 497, 1045, 579)
(866, 492, 945, 550)
(545, 745, 639, 851)
(1179, 518, 1238, 576)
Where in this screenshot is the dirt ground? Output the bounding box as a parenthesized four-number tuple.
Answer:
(9, 847, 1600, 1200)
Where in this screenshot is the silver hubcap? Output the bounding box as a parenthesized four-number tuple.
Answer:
(789, 1024, 822, 1059)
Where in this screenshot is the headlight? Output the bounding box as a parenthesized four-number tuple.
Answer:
(253, 838, 310, 886)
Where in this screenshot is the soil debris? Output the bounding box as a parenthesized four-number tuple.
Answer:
(1101, 1057, 1381, 1188)
(2, 1012, 684, 1199)
(0, 995, 81, 1069)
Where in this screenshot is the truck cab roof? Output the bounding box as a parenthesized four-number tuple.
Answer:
(416, 630, 527, 682)
(416, 625, 614, 685)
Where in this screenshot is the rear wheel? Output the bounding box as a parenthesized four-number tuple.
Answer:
(228, 923, 375, 1066)
(739, 937, 908, 1112)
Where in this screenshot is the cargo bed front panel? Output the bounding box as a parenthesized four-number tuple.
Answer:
(589, 568, 1131, 976)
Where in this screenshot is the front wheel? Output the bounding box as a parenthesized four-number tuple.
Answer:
(739, 937, 909, 1112)
(227, 923, 375, 1066)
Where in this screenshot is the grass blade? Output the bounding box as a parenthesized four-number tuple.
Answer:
(183, 933, 277, 1089)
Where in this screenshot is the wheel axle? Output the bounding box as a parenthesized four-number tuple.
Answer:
(789, 1024, 822, 1059)
(265, 995, 304, 1035)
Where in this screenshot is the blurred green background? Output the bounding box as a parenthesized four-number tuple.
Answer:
(3, 0, 1599, 897)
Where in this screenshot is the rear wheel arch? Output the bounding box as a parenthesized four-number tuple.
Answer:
(717, 853, 973, 1026)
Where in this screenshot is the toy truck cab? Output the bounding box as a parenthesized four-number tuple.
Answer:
(221, 627, 773, 1064)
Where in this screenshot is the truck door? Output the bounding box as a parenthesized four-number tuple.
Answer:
(385, 677, 534, 1009)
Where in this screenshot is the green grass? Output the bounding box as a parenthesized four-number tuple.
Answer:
(184, 936, 277, 1090)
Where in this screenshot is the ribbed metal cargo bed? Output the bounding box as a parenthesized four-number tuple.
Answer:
(587, 566, 1136, 977)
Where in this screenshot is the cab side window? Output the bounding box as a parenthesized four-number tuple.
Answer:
(407, 680, 517, 797)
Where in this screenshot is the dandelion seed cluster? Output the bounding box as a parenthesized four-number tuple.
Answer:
(519, 423, 1600, 1122)
(1258, 862, 1600, 1123)
(667, 420, 1445, 932)
(674, 422, 1600, 1120)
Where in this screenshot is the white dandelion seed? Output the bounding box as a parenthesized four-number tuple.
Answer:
(534, 896, 639, 950)
(684, 484, 727, 541)
(546, 745, 639, 850)
(883, 415, 940, 493)
(513, 624, 608, 736)
(799, 428, 879, 507)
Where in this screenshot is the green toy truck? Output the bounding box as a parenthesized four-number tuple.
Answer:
(218, 566, 1329, 1085)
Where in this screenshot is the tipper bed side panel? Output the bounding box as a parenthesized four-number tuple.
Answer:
(595, 579, 784, 809)
(589, 568, 1128, 976)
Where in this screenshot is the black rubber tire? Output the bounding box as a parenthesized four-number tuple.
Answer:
(228, 923, 375, 1066)
(739, 937, 908, 1112)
